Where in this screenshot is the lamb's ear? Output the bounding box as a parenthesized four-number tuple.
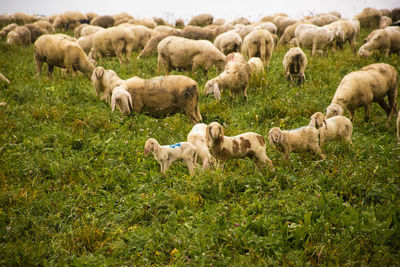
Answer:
(111, 91, 117, 111)
(309, 115, 317, 128)
(205, 125, 211, 142)
(268, 133, 275, 148)
(213, 83, 221, 100)
(323, 118, 328, 130)
(127, 92, 133, 110)
(218, 124, 224, 141)
(278, 131, 285, 144)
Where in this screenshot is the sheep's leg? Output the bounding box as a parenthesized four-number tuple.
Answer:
(376, 98, 391, 116)
(312, 145, 326, 161)
(185, 158, 196, 176)
(47, 65, 54, 78)
(243, 86, 248, 102)
(195, 105, 202, 122)
(115, 40, 125, 64)
(348, 107, 355, 122)
(124, 42, 134, 63)
(35, 56, 43, 77)
(364, 104, 371, 122)
(387, 88, 398, 123)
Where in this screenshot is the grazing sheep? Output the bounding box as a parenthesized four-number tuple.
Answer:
(214, 30, 242, 55)
(91, 66, 125, 103)
(111, 86, 132, 116)
(137, 31, 182, 58)
(35, 34, 95, 78)
(247, 57, 264, 76)
(175, 19, 185, 28)
(113, 12, 134, 26)
(7, 26, 30, 46)
(273, 16, 297, 36)
(53, 11, 88, 30)
(181, 25, 214, 41)
(242, 30, 274, 66)
(152, 25, 178, 36)
(255, 22, 277, 34)
(309, 112, 353, 145)
(231, 17, 251, 26)
(278, 21, 302, 46)
(12, 12, 37, 25)
(74, 23, 89, 38)
(380, 16, 392, 29)
(157, 36, 226, 74)
(119, 24, 153, 51)
(78, 34, 95, 54)
(204, 52, 250, 101)
(213, 23, 235, 37)
(206, 122, 274, 169)
(80, 25, 104, 36)
(309, 13, 339, 26)
(0, 23, 18, 39)
(86, 12, 98, 22)
(324, 19, 357, 53)
(358, 26, 400, 57)
(110, 74, 202, 124)
(233, 24, 256, 39)
(188, 13, 213, 27)
(32, 21, 54, 33)
(144, 138, 197, 176)
(355, 7, 382, 29)
(282, 47, 307, 85)
(268, 126, 325, 162)
(129, 17, 157, 29)
(91, 15, 114, 28)
(187, 123, 215, 169)
(89, 26, 135, 64)
(24, 23, 49, 43)
(295, 23, 335, 57)
(326, 63, 398, 124)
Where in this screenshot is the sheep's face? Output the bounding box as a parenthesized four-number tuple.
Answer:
(268, 127, 283, 147)
(357, 46, 371, 57)
(144, 138, 157, 156)
(91, 66, 105, 96)
(206, 122, 224, 145)
(111, 87, 132, 115)
(204, 81, 214, 95)
(310, 112, 327, 129)
(326, 104, 343, 118)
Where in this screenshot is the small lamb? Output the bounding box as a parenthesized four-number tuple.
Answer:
(144, 138, 197, 176)
(309, 112, 353, 145)
(206, 122, 274, 170)
(187, 123, 215, 169)
(268, 126, 325, 162)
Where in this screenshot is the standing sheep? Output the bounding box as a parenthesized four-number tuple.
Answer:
(282, 47, 307, 85)
(358, 26, 400, 57)
(204, 52, 250, 101)
(35, 34, 95, 78)
(187, 123, 215, 169)
(242, 30, 274, 67)
(91, 66, 125, 104)
(0, 23, 18, 39)
(247, 57, 264, 76)
(295, 23, 335, 57)
(89, 26, 135, 64)
(119, 24, 153, 51)
(91, 15, 115, 28)
(324, 19, 357, 53)
(137, 31, 182, 58)
(188, 13, 213, 27)
(6, 26, 30, 46)
(214, 30, 242, 55)
(157, 36, 226, 74)
(326, 63, 398, 124)
(309, 112, 353, 145)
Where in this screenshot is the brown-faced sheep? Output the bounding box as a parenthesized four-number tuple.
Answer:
(7, 26, 31, 46)
(188, 13, 213, 27)
(326, 63, 398, 124)
(242, 30, 274, 66)
(206, 122, 274, 170)
(214, 30, 242, 55)
(282, 47, 307, 85)
(157, 36, 226, 74)
(358, 26, 400, 56)
(34, 34, 95, 78)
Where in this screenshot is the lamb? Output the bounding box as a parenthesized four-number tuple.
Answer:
(358, 26, 400, 57)
(188, 13, 213, 27)
(242, 30, 274, 66)
(91, 66, 125, 104)
(6, 26, 31, 46)
(295, 23, 335, 57)
(204, 52, 250, 101)
(137, 30, 181, 58)
(268, 126, 325, 162)
(144, 138, 197, 176)
(157, 36, 226, 74)
(0, 23, 18, 39)
(213, 30, 242, 55)
(111, 86, 132, 116)
(326, 63, 398, 124)
(110, 74, 202, 124)
(282, 47, 307, 85)
(187, 123, 215, 169)
(35, 34, 95, 78)
(309, 112, 353, 145)
(89, 26, 135, 64)
(90, 15, 114, 28)
(206, 122, 274, 170)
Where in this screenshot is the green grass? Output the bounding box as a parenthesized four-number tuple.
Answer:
(1, 27, 400, 265)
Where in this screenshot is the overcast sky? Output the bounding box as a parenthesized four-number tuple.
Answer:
(2, 0, 399, 23)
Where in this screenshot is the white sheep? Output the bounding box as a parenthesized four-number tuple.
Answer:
(34, 34, 95, 78)
(309, 112, 353, 145)
(326, 63, 398, 125)
(187, 123, 215, 169)
(242, 30, 274, 66)
(91, 66, 125, 104)
(278, 21, 302, 46)
(206, 122, 274, 170)
(324, 19, 357, 53)
(255, 22, 277, 34)
(358, 26, 400, 57)
(233, 24, 256, 40)
(157, 36, 226, 74)
(80, 25, 104, 37)
(213, 30, 242, 55)
(119, 24, 153, 51)
(268, 126, 325, 162)
(247, 57, 264, 76)
(89, 26, 135, 64)
(0, 23, 18, 39)
(188, 13, 213, 27)
(273, 16, 297, 36)
(204, 52, 250, 101)
(295, 23, 335, 57)
(78, 34, 95, 54)
(282, 47, 307, 85)
(111, 86, 132, 116)
(144, 138, 197, 176)
(7, 26, 31, 46)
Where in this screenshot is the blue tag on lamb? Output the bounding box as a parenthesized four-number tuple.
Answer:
(169, 142, 181, 148)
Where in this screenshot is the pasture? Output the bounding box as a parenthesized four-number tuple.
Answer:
(0, 25, 399, 265)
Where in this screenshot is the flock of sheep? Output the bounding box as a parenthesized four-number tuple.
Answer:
(1, 7, 399, 175)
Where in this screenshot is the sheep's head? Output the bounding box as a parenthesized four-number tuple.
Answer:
(309, 112, 328, 129)
(111, 86, 132, 116)
(206, 122, 224, 146)
(326, 104, 343, 118)
(357, 45, 371, 57)
(144, 138, 158, 156)
(204, 80, 221, 100)
(91, 66, 105, 96)
(268, 127, 284, 148)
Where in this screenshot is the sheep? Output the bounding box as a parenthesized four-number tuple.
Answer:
(230, 17, 251, 25)
(242, 30, 274, 66)
(91, 66, 125, 104)
(268, 126, 325, 162)
(12, 12, 36, 25)
(233, 24, 256, 39)
(326, 63, 398, 124)
(309, 112, 353, 145)
(324, 19, 357, 53)
(111, 86, 132, 116)
(74, 23, 89, 38)
(137, 31, 181, 58)
(206, 122, 274, 170)
(144, 138, 197, 176)
(309, 13, 339, 26)
(24, 23, 49, 43)
(213, 18, 227, 26)
(355, 7, 382, 29)
(80, 25, 104, 36)
(118, 24, 153, 51)
(204, 52, 250, 101)
(278, 21, 302, 46)
(350, 17, 360, 41)
(181, 25, 214, 41)
(152, 25, 178, 36)
(90, 15, 114, 28)
(247, 57, 264, 76)
(380, 16, 392, 29)
(273, 16, 297, 36)
(129, 18, 157, 29)
(282, 47, 307, 85)
(78, 34, 95, 54)
(187, 123, 215, 169)
(86, 12, 98, 23)
(32, 21, 54, 33)
(358, 26, 400, 57)
(153, 17, 172, 26)
(113, 12, 134, 26)
(34, 34, 95, 78)
(261, 13, 288, 23)
(157, 36, 226, 74)
(255, 22, 277, 34)
(52, 11, 88, 30)
(213, 23, 235, 37)
(175, 19, 185, 28)
(0, 23, 18, 39)
(89, 26, 135, 64)
(110, 74, 202, 124)
(295, 23, 335, 57)
(214, 30, 242, 55)
(188, 13, 213, 27)
(393, 7, 400, 22)
(6, 26, 30, 46)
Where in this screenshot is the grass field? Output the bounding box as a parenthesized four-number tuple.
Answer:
(0, 27, 399, 265)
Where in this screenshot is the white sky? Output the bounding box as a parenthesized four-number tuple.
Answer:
(2, 0, 399, 23)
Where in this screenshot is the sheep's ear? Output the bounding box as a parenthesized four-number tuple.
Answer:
(128, 93, 133, 110)
(278, 131, 285, 144)
(205, 125, 211, 142)
(309, 115, 317, 128)
(323, 118, 328, 129)
(268, 133, 275, 147)
(218, 124, 224, 141)
(213, 83, 221, 100)
(111, 92, 117, 111)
